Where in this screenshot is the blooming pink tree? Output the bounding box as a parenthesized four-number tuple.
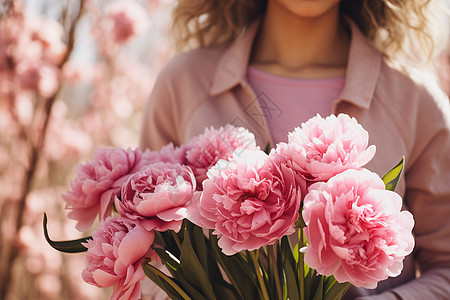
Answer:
(0, 0, 170, 299)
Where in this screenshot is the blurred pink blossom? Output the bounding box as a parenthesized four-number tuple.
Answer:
(35, 274, 62, 297)
(113, 57, 153, 105)
(0, 10, 65, 100)
(25, 253, 46, 275)
(90, 0, 149, 56)
(25, 237, 63, 275)
(106, 0, 149, 44)
(27, 15, 67, 65)
(17, 225, 36, 252)
(61, 61, 96, 84)
(0, 1, 170, 298)
(67, 257, 106, 300)
(302, 169, 414, 288)
(13, 92, 33, 126)
(44, 102, 93, 161)
(146, 0, 161, 13)
(47, 125, 93, 160)
(17, 62, 59, 97)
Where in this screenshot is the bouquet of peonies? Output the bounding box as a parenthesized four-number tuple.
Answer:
(45, 113, 414, 300)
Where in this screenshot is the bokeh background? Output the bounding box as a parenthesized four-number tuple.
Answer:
(0, 0, 449, 299)
(0, 0, 172, 299)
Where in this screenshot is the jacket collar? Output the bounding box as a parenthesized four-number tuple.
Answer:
(339, 20, 382, 110)
(210, 21, 260, 96)
(210, 19, 382, 110)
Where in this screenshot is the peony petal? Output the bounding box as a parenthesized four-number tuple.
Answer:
(186, 192, 216, 229)
(156, 207, 188, 221)
(355, 145, 376, 166)
(68, 207, 99, 232)
(301, 166, 414, 288)
(116, 226, 154, 273)
(92, 269, 118, 287)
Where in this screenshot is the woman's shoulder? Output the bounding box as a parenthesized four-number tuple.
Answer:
(377, 60, 449, 114)
(374, 60, 450, 156)
(147, 45, 230, 135)
(156, 46, 226, 89)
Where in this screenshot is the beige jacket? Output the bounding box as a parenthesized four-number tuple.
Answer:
(141, 21, 450, 299)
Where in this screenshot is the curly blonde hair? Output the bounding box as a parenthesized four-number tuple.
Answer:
(171, 0, 448, 67)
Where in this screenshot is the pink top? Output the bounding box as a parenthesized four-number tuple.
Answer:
(246, 66, 345, 143)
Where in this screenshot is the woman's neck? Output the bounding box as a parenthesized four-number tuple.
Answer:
(250, 1, 350, 79)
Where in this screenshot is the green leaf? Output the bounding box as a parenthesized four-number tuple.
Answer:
(43, 213, 89, 253)
(293, 241, 299, 262)
(264, 143, 271, 155)
(180, 224, 215, 300)
(284, 259, 299, 300)
(142, 264, 179, 299)
(248, 250, 270, 300)
(210, 281, 239, 300)
(176, 275, 209, 300)
(267, 244, 282, 300)
(304, 268, 317, 300)
(142, 260, 192, 300)
(294, 214, 307, 229)
(324, 275, 337, 294)
(280, 236, 296, 268)
(154, 247, 209, 300)
(323, 280, 351, 300)
(153, 248, 181, 277)
(143, 268, 179, 300)
(276, 244, 288, 300)
(202, 242, 235, 298)
(280, 236, 299, 300)
(311, 275, 324, 300)
(157, 230, 182, 258)
(209, 233, 259, 300)
(382, 156, 404, 191)
(186, 222, 209, 270)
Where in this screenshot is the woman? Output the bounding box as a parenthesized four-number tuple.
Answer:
(141, 0, 450, 298)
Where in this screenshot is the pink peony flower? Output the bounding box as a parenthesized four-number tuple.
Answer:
(188, 149, 304, 255)
(274, 114, 376, 182)
(82, 217, 155, 300)
(302, 169, 414, 288)
(116, 162, 196, 232)
(141, 143, 186, 166)
(184, 125, 258, 187)
(63, 148, 144, 231)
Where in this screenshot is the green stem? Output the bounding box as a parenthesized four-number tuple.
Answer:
(250, 250, 270, 300)
(171, 230, 182, 252)
(268, 244, 282, 299)
(299, 228, 305, 300)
